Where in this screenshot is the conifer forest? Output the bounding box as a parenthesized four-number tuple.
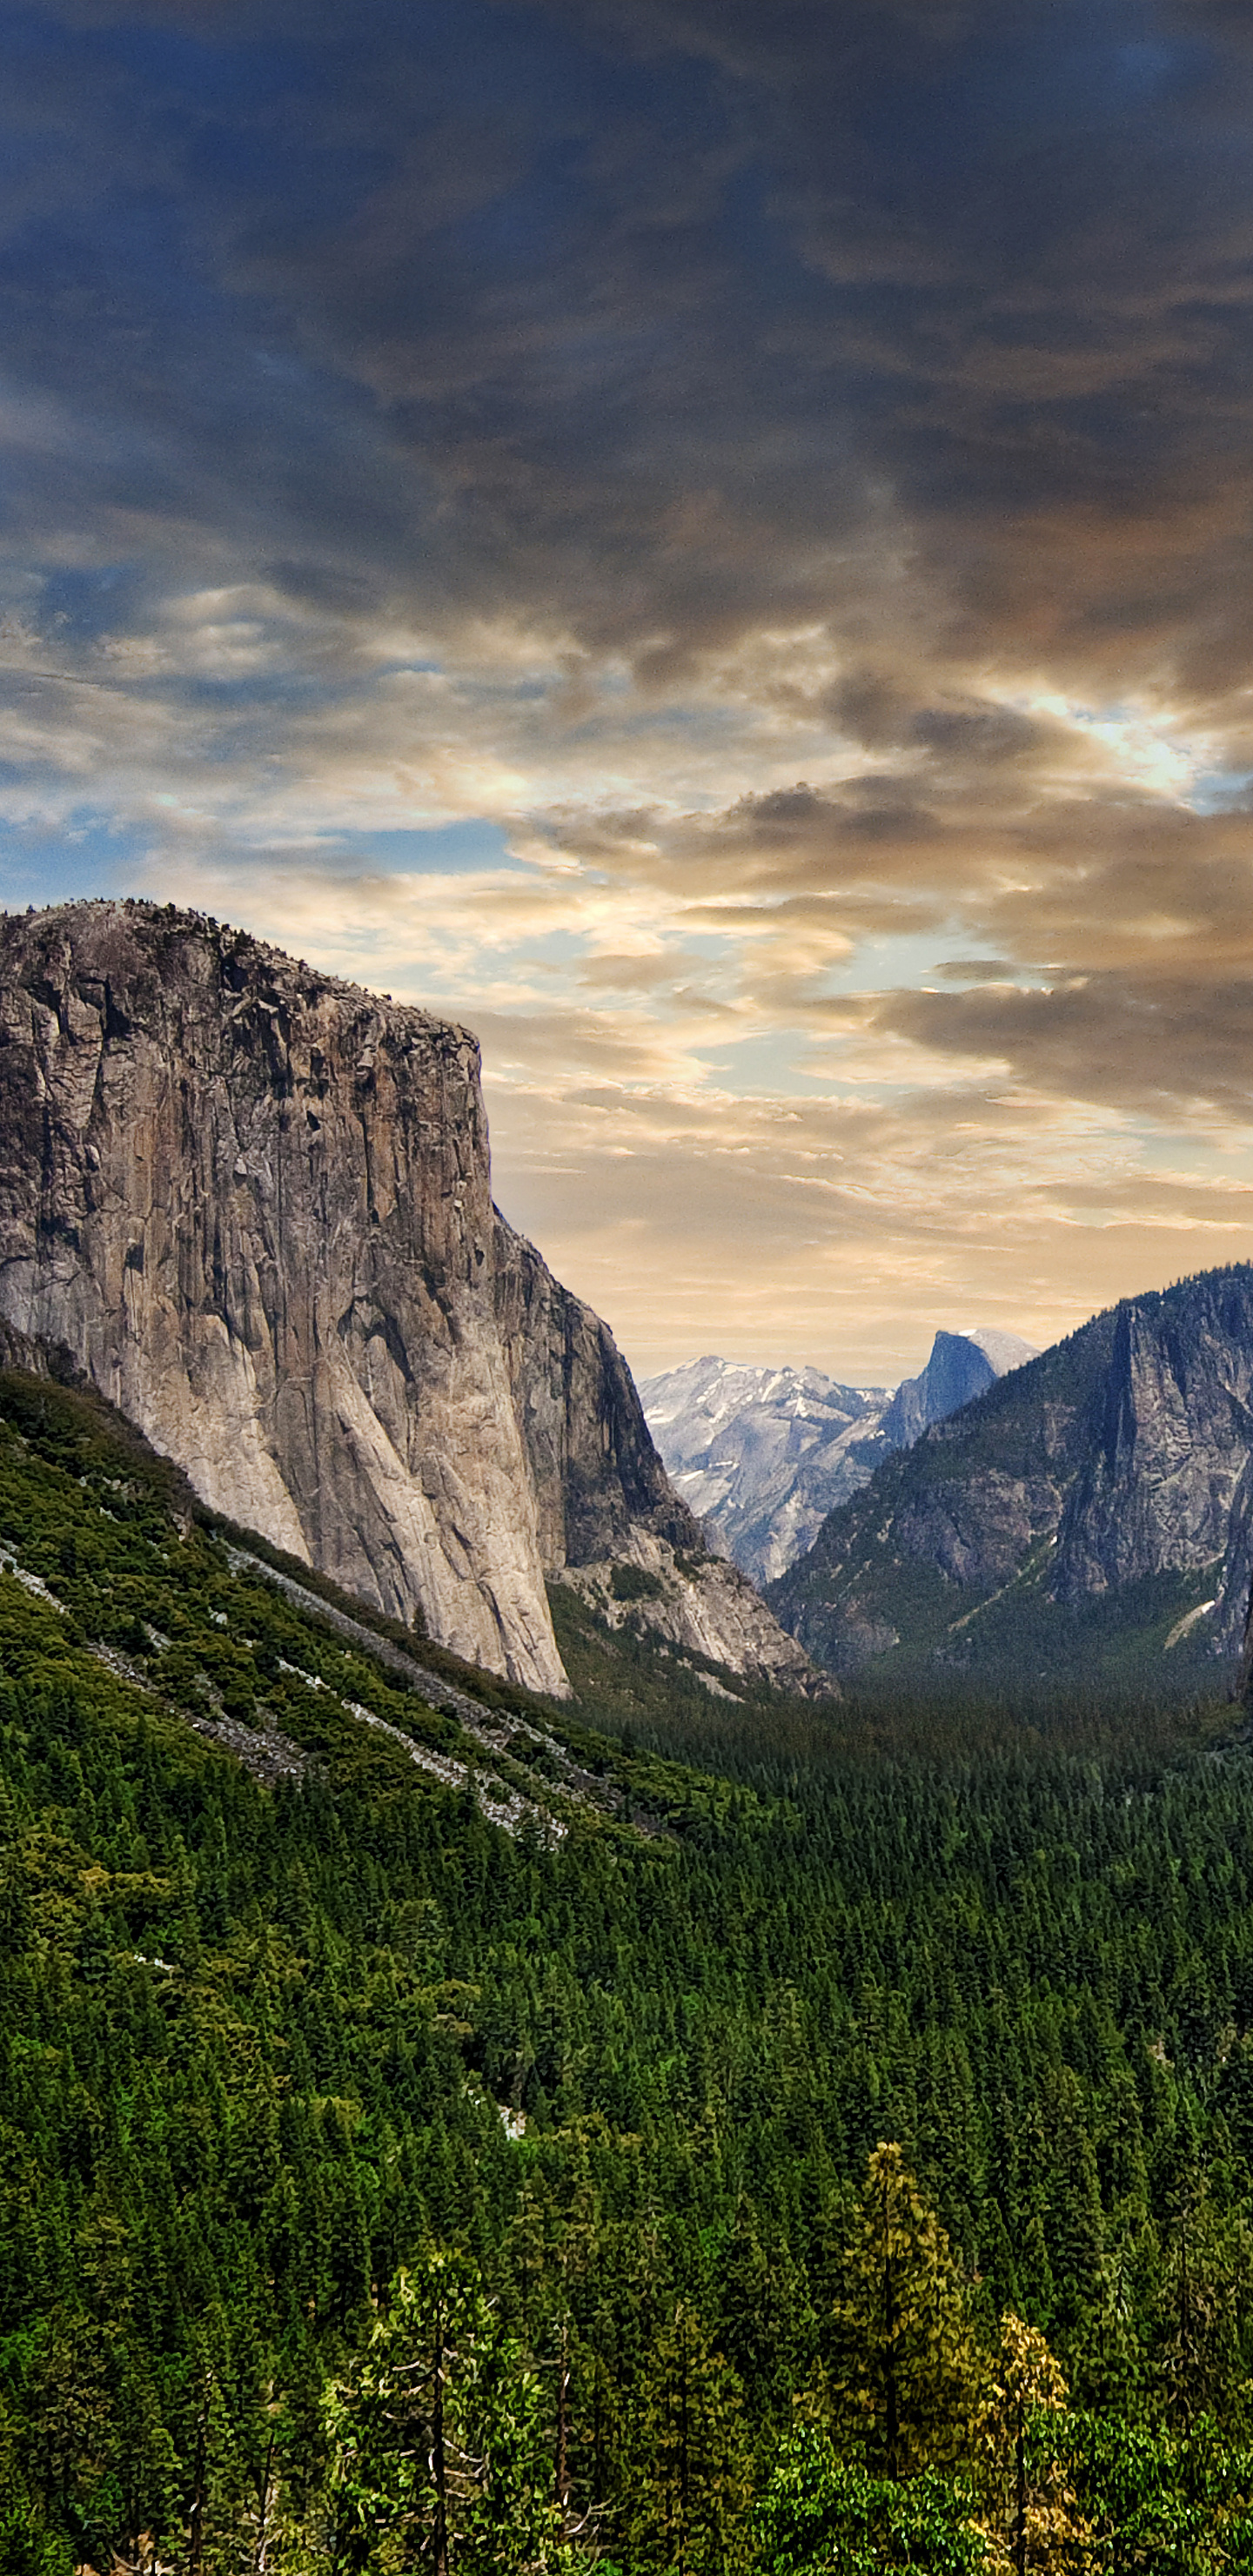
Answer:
(5, 1372, 1253, 2570)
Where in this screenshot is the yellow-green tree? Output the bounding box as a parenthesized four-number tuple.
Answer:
(976, 2312, 1091, 2575)
(321, 2252, 567, 2576)
(620, 2300, 752, 2576)
(828, 2143, 986, 2481)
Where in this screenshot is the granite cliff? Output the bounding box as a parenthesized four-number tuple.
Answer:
(493, 1214, 825, 1698)
(877, 1325, 1037, 1450)
(0, 901, 822, 1701)
(767, 1267, 1253, 1689)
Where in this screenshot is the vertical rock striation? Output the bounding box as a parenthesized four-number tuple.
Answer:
(768, 1267, 1253, 1681)
(492, 1211, 694, 1569)
(0, 900, 828, 1703)
(1052, 1278, 1253, 1604)
(0, 900, 566, 1690)
(878, 1327, 1036, 1449)
(492, 1215, 832, 1697)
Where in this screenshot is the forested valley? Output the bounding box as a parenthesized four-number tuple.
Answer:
(5, 1374, 1253, 2569)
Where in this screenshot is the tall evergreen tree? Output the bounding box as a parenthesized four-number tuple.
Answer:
(322, 2253, 566, 2576)
(620, 2301, 752, 2576)
(828, 2143, 985, 2481)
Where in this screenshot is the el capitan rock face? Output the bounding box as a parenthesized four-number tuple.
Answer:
(0, 900, 825, 1702)
(0, 899, 567, 1691)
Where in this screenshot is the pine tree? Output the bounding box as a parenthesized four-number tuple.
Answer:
(828, 2143, 986, 2481)
(620, 2300, 752, 2576)
(322, 2251, 566, 2576)
(975, 2311, 1090, 2576)
(715, 2199, 815, 2451)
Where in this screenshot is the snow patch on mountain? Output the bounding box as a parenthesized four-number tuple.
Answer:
(640, 1332, 1037, 1585)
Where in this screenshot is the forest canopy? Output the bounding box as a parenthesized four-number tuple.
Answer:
(0, 1371, 1252, 2567)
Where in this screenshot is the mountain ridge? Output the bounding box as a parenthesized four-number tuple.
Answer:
(766, 1265, 1253, 1689)
(640, 1325, 1036, 1584)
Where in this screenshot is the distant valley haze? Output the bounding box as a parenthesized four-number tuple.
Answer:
(3, 0, 1253, 1378)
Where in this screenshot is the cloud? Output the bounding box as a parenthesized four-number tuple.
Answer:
(880, 975, 1253, 1125)
(1, 0, 1253, 1371)
(470, 1003, 1253, 1378)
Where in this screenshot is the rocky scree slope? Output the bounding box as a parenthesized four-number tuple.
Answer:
(0, 1362, 761, 1849)
(640, 1328, 1035, 1586)
(767, 1266, 1253, 1687)
(0, 902, 821, 1702)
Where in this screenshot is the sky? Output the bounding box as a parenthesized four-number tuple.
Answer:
(3, 0, 1253, 1384)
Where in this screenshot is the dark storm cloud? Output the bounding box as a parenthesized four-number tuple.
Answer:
(881, 975, 1253, 1123)
(3, 0, 1253, 711)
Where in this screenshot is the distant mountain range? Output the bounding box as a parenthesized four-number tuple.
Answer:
(640, 1326, 1036, 1584)
(764, 1265, 1253, 1696)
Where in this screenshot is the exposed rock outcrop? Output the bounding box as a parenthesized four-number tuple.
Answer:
(879, 1326, 1036, 1450)
(0, 899, 825, 1703)
(768, 1268, 1253, 1683)
(493, 1219, 834, 1696)
(1215, 1455, 1253, 1668)
(493, 1214, 695, 1569)
(0, 900, 567, 1691)
(553, 1544, 834, 1701)
(640, 1331, 1036, 1587)
(1053, 1285, 1253, 1603)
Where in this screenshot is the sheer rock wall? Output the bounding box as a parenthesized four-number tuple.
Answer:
(0, 901, 827, 1701)
(0, 901, 566, 1688)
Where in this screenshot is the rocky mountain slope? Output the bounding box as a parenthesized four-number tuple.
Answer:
(640, 1328, 1035, 1584)
(767, 1267, 1253, 1690)
(0, 901, 823, 1701)
(639, 1358, 887, 1582)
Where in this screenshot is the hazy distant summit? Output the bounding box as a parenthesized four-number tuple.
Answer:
(640, 1327, 1036, 1585)
(639, 1358, 887, 1585)
(880, 1325, 1037, 1448)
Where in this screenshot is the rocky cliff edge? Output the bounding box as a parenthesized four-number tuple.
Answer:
(0, 902, 826, 1701)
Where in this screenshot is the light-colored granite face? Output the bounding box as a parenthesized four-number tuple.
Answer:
(0, 900, 567, 1694)
(0, 906, 830, 1710)
(0, 898, 830, 1707)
